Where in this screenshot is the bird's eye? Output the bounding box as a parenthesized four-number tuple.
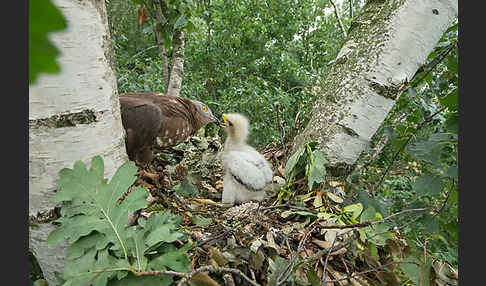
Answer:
(202, 105, 208, 112)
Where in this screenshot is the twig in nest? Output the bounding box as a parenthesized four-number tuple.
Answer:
(324, 261, 419, 283)
(321, 229, 340, 286)
(276, 224, 317, 286)
(176, 266, 260, 286)
(320, 208, 427, 230)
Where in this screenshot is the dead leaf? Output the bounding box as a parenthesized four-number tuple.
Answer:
(215, 180, 223, 190)
(326, 192, 343, 203)
(312, 239, 347, 255)
(191, 198, 225, 207)
(277, 165, 285, 176)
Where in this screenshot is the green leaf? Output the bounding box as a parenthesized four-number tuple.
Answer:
(307, 150, 327, 190)
(190, 215, 213, 227)
(421, 214, 439, 233)
(405, 137, 443, 164)
(173, 179, 197, 198)
(444, 111, 458, 134)
(174, 15, 188, 30)
(145, 224, 184, 247)
(148, 243, 194, 273)
(110, 273, 173, 286)
(446, 165, 458, 181)
(400, 256, 421, 285)
(29, 0, 67, 84)
(66, 232, 105, 260)
(411, 174, 445, 196)
(284, 144, 306, 178)
(357, 190, 386, 216)
(343, 203, 363, 219)
(360, 206, 376, 223)
(306, 268, 321, 286)
(439, 89, 458, 111)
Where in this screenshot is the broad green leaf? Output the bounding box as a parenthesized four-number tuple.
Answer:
(446, 165, 458, 181)
(343, 203, 363, 219)
(109, 273, 173, 286)
(173, 179, 197, 198)
(306, 268, 321, 286)
(190, 214, 213, 227)
(405, 137, 443, 164)
(285, 144, 306, 178)
(267, 256, 294, 286)
(148, 243, 194, 273)
(357, 190, 386, 216)
(360, 206, 376, 223)
(29, 0, 67, 84)
(295, 211, 318, 219)
(444, 111, 458, 134)
(145, 225, 184, 247)
(412, 174, 445, 196)
(174, 15, 188, 30)
(440, 89, 458, 111)
(421, 215, 440, 233)
(400, 256, 421, 286)
(66, 232, 105, 260)
(307, 150, 327, 190)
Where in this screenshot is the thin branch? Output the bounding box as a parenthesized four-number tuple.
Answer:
(322, 229, 339, 286)
(275, 102, 286, 148)
(348, 0, 353, 19)
(319, 208, 427, 230)
(329, 0, 347, 38)
(411, 42, 457, 87)
(276, 225, 317, 286)
(176, 266, 260, 286)
(324, 261, 419, 283)
(433, 179, 456, 218)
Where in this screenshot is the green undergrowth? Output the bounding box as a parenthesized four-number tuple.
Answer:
(47, 156, 193, 286)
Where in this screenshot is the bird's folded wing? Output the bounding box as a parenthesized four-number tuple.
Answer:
(223, 151, 273, 191)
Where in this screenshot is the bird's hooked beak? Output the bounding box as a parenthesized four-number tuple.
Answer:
(211, 114, 220, 125)
(220, 114, 229, 128)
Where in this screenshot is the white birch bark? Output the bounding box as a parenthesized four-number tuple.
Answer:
(292, 0, 458, 175)
(166, 29, 185, 97)
(29, 0, 127, 284)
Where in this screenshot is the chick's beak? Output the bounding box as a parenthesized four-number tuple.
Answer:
(220, 114, 229, 128)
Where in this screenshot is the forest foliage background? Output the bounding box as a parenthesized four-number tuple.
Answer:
(29, 0, 458, 284)
(106, 0, 457, 269)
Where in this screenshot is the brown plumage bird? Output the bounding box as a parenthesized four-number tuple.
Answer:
(119, 92, 219, 165)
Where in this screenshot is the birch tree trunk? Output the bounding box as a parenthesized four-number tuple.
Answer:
(292, 0, 458, 176)
(166, 29, 185, 97)
(29, 0, 127, 284)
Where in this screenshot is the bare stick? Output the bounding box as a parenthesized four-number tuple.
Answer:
(176, 266, 260, 286)
(321, 230, 339, 286)
(276, 225, 317, 286)
(324, 261, 419, 283)
(275, 102, 286, 147)
(329, 0, 347, 38)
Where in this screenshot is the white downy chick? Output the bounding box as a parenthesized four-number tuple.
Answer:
(219, 113, 273, 205)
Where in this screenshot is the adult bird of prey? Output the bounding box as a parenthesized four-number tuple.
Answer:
(119, 92, 219, 166)
(219, 113, 273, 205)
